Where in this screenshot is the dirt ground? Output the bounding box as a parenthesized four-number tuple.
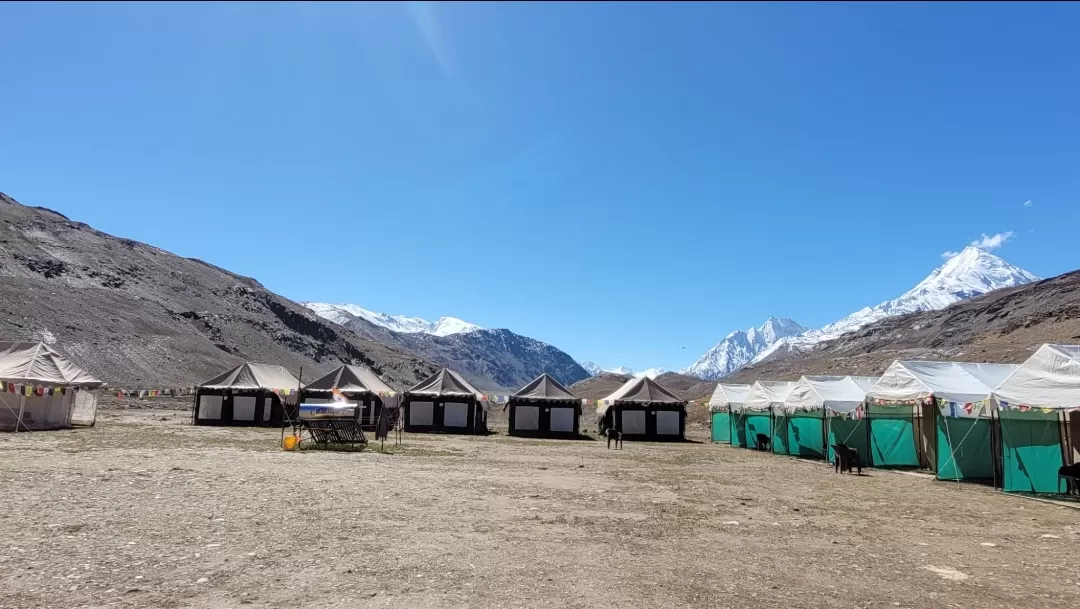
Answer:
(1, 407, 1078, 609)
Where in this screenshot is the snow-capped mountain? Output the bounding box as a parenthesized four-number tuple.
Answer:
(579, 362, 635, 377)
(682, 317, 808, 380)
(635, 367, 667, 379)
(685, 247, 1039, 379)
(303, 303, 481, 337)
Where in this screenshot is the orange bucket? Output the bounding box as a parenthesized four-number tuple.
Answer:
(282, 435, 298, 451)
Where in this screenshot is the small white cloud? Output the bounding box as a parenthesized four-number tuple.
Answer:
(941, 250, 960, 260)
(1023, 200, 1033, 207)
(970, 231, 1014, 251)
(1029, 228, 1035, 233)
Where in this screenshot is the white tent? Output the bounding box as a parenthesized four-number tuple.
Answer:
(0, 342, 103, 431)
(741, 381, 797, 412)
(993, 344, 1080, 410)
(708, 383, 751, 413)
(867, 360, 1018, 416)
(782, 376, 878, 415)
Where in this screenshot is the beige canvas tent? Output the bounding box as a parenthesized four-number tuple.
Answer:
(597, 376, 686, 441)
(194, 362, 302, 427)
(301, 364, 395, 428)
(403, 368, 488, 434)
(0, 341, 103, 431)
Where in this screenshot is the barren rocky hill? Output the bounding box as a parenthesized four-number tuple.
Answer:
(726, 268, 1080, 383)
(0, 193, 436, 388)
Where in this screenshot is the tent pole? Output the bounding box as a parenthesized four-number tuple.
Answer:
(16, 393, 26, 433)
(990, 406, 998, 491)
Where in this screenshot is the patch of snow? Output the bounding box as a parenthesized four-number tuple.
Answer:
(681, 317, 807, 380)
(302, 303, 481, 337)
(635, 367, 667, 379)
(32, 328, 57, 345)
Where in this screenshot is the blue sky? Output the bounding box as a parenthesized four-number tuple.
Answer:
(2, 2, 1078, 373)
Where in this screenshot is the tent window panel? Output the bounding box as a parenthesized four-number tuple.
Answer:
(621, 410, 646, 435)
(444, 402, 469, 427)
(233, 396, 257, 421)
(410, 401, 434, 426)
(656, 410, 680, 435)
(515, 406, 540, 431)
(263, 398, 273, 422)
(71, 391, 98, 427)
(199, 395, 223, 420)
(549, 407, 576, 433)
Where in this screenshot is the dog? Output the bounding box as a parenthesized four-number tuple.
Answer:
(832, 443, 861, 475)
(1059, 463, 1080, 493)
(606, 426, 623, 450)
(755, 433, 771, 452)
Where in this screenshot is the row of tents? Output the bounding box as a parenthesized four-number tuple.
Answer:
(709, 344, 1080, 494)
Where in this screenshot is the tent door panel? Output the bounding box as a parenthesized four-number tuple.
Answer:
(198, 395, 223, 420)
(444, 402, 469, 428)
(410, 401, 434, 426)
(515, 406, 540, 431)
(656, 410, 680, 435)
(621, 410, 646, 435)
(549, 407, 575, 433)
(1000, 413, 1066, 493)
(919, 404, 936, 470)
(936, 414, 994, 481)
(71, 391, 98, 427)
(711, 412, 731, 443)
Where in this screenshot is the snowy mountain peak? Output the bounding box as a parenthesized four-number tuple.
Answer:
(681, 317, 807, 381)
(303, 302, 482, 337)
(579, 362, 634, 377)
(685, 249, 1039, 379)
(635, 367, 667, 379)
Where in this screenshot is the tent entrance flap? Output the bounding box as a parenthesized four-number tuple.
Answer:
(828, 417, 869, 464)
(999, 409, 1066, 494)
(711, 411, 731, 443)
(936, 413, 994, 481)
(786, 412, 826, 459)
(745, 413, 771, 449)
(868, 405, 920, 468)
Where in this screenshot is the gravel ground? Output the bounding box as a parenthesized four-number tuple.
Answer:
(1, 407, 1078, 609)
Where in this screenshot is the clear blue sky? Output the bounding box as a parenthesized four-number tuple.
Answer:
(2, 2, 1078, 372)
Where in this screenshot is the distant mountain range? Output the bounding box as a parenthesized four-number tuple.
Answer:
(304, 303, 588, 391)
(682, 247, 1040, 380)
(578, 362, 666, 379)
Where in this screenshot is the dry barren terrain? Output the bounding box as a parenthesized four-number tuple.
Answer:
(1, 408, 1078, 609)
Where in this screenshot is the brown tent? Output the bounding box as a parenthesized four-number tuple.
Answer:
(597, 376, 686, 441)
(301, 365, 393, 428)
(508, 373, 581, 438)
(194, 362, 301, 427)
(402, 368, 487, 434)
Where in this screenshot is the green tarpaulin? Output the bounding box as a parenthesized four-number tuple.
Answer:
(745, 413, 772, 450)
(772, 414, 791, 455)
(732, 413, 749, 448)
(827, 417, 869, 464)
(786, 412, 827, 459)
(868, 405, 920, 468)
(936, 414, 994, 481)
(711, 411, 731, 443)
(1000, 410, 1065, 494)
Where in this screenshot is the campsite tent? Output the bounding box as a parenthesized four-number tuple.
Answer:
(194, 362, 302, 427)
(0, 342, 103, 431)
(301, 364, 394, 428)
(867, 360, 1017, 475)
(507, 373, 581, 437)
(403, 368, 487, 434)
(708, 384, 750, 444)
(780, 376, 877, 460)
(992, 344, 1080, 494)
(735, 381, 796, 451)
(597, 376, 686, 441)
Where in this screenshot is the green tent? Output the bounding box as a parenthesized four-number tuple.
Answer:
(784, 376, 878, 462)
(742, 381, 797, 451)
(707, 384, 750, 444)
(993, 344, 1080, 494)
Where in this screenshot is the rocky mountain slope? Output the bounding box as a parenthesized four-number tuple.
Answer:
(725, 267, 1080, 384)
(307, 305, 589, 392)
(682, 317, 807, 380)
(0, 192, 436, 388)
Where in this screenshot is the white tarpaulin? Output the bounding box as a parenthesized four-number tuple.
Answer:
(993, 344, 1080, 409)
(708, 383, 751, 413)
(782, 376, 878, 415)
(741, 381, 796, 412)
(0, 342, 102, 387)
(868, 360, 1019, 406)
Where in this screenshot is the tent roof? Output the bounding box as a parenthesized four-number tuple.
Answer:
(597, 376, 685, 417)
(199, 362, 302, 391)
(513, 373, 578, 401)
(0, 342, 103, 387)
(405, 368, 485, 400)
(783, 376, 877, 414)
(993, 344, 1080, 410)
(708, 383, 751, 412)
(867, 360, 1018, 404)
(304, 364, 393, 395)
(741, 381, 797, 412)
